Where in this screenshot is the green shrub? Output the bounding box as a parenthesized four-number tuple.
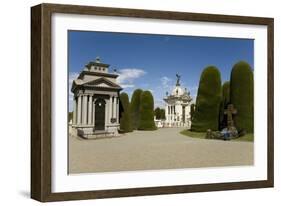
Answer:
(230, 61, 254, 132)
(154, 107, 166, 120)
(130, 89, 143, 129)
(191, 66, 222, 132)
(138, 91, 157, 130)
(119, 92, 133, 132)
(154, 107, 161, 120)
(160, 108, 166, 120)
(219, 81, 230, 129)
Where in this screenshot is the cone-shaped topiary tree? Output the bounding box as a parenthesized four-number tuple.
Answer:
(154, 107, 166, 120)
(154, 107, 161, 120)
(190, 103, 195, 121)
(160, 108, 166, 120)
(191, 66, 222, 132)
(219, 81, 230, 130)
(138, 90, 157, 130)
(119, 92, 133, 133)
(130, 89, 143, 129)
(230, 61, 254, 132)
(222, 81, 230, 106)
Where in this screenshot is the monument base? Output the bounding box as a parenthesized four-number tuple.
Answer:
(75, 124, 120, 139)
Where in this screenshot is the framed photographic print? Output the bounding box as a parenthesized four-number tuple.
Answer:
(31, 3, 274, 202)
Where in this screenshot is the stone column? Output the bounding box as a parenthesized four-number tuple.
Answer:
(82, 95, 88, 125)
(168, 105, 170, 126)
(171, 106, 175, 125)
(165, 105, 168, 124)
(72, 97, 77, 124)
(88, 95, 92, 125)
(105, 99, 109, 126)
(116, 97, 119, 124)
(77, 95, 82, 125)
(108, 96, 112, 124)
(112, 96, 116, 119)
(92, 98, 95, 125)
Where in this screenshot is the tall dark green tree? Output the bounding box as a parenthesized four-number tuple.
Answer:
(160, 109, 166, 120)
(230, 61, 254, 132)
(130, 89, 143, 129)
(190, 103, 195, 121)
(191, 66, 222, 132)
(119, 92, 133, 132)
(138, 90, 157, 130)
(154, 107, 166, 120)
(154, 107, 161, 120)
(219, 81, 230, 129)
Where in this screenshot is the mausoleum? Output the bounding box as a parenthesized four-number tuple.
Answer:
(163, 74, 193, 128)
(71, 57, 122, 138)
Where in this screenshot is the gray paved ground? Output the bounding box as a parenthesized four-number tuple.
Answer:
(68, 127, 253, 174)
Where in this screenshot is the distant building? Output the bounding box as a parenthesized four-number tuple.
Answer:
(163, 74, 192, 128)
(71, 57, 122, 138)
(154, 117, 164, 128)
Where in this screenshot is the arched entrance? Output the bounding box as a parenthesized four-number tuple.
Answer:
(94, 98, 106, 130)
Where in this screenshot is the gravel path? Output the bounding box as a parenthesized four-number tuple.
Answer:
(69, 127, 253, 174)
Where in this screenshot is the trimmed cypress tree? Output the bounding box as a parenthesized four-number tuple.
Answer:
(138, 90, 157, 130)
(119, 92, 133, 132)
(222, 81, 230, 106)
(230, 61, 254, 132)
(130, 89, 143, 129)
(191, 66, 222, 132)
(154, 107, 166, 120)
(160, 109, 166, 120)
(190, 103, 195, 121)
(154, 107, 161, 120)
(219, 81, 230, 129)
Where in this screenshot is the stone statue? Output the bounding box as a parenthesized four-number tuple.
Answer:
(176, 74, 181, 86)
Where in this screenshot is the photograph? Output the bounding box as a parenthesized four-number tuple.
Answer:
(30, 3, 273, 201)
(68, 31, 254, 174)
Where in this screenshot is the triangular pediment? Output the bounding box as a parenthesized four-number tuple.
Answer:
(84, 77, 121, 89)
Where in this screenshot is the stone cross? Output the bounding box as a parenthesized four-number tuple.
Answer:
(224, 104, 237, 128)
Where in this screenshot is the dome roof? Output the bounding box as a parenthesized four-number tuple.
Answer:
(171, 86, 184, 96)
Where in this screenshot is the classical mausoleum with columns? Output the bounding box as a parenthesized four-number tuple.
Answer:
(163, 74, 193, 128)
(71, 57, 122, 138)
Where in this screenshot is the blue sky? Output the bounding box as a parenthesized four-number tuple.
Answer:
(68, 30, 254, 110)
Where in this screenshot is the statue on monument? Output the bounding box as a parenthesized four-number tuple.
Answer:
(176, 73, 181, 86)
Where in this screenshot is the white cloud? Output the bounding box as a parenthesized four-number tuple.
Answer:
(154, 98, 165, 109)
(121, 84, 135, 88)
(116, 68, 146, 88)
(160, 76, 175, 93)
(189, 86, 198, 96)
(161, 76, 172, 88)
(68, 72, 79, 111)
(69, 72, 79, 83)
(69, 72, 79, 96)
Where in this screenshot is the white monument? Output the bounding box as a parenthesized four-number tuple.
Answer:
(71, 57, 122, 138)
(163, 74, 192, 128)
